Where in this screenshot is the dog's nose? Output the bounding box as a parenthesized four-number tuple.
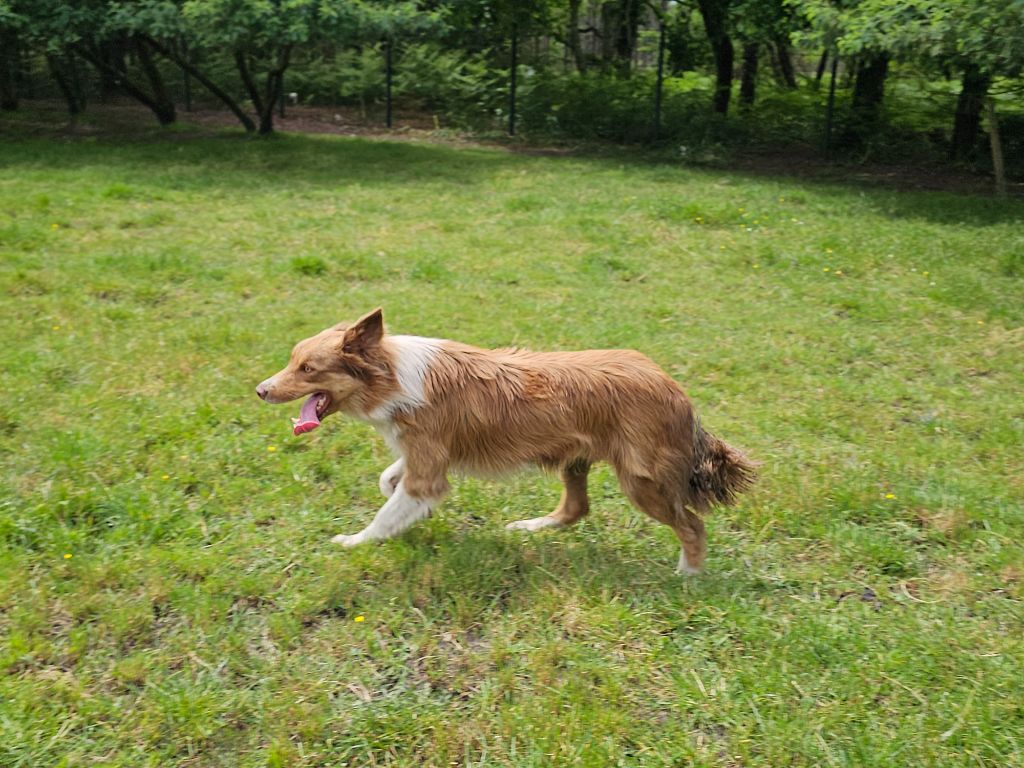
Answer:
(256, 384, 269, 400)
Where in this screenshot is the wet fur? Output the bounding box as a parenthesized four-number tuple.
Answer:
(257, 309, 755, 573)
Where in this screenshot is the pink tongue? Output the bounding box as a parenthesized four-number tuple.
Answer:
(293, 393, 322, 436)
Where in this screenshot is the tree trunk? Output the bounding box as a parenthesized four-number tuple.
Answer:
(134, 37, 176, 125)
(815, 49, 828, 85)
(986, 99, 1006, 197)
(739, 42, 758, 108)
(600, 0, 640, 75)
(774, 38, 797, 88)
(614, 0, 640, 75)
(950, 64, 990, 162)
(697, 0, 733, 114)
(72, 44, 176, 126)
(258, 71, 279, 134)
(567, 0, 585, 73)
(143, 35, 255, 132)
(256, 46, 291, 135)
(852, 55, 887, 113)
(841, 54, 888, 147)
(97, 36, 128, 101)
(235, 51, 265, 117)
(47, 54, 84, 116)
(1, 29, 19, 110)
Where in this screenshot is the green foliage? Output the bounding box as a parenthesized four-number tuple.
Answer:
(517, 70, 668, 142)
(794, 0, 1024, 76)
(395, 43, 502, 125)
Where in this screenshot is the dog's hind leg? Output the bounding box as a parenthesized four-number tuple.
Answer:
(672, 508, 706, 575)
(506, 459, 591, 532)
(618, 470, 706, 575)
(379, 458, 405, 498)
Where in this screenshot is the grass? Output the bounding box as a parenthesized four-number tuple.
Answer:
(1, 116, 1022, 767)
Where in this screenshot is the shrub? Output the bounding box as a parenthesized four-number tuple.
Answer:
(394, 44, 503, 129)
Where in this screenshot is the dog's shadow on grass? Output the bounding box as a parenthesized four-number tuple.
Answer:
(384, 520, 764, 613)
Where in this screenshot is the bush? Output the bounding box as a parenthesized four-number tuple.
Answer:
(394, 44, 503, 129)
(285, 48, 385, 113)
(518, 70, 734, 146)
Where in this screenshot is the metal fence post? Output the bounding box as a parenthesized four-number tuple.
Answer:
(182, 39, 192, 111)
(386, 39, 393, 129)
(652, 18, 666, 141)
(509, 23, 518, 136)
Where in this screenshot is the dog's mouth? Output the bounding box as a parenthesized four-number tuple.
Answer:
(292, 391, 330, 435)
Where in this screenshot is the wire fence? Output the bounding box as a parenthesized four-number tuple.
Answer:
(8, 38, 1021, 174)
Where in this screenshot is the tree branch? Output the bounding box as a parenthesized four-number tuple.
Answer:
(72, 43, 172, 124)
(235, 50, 264, 117)
(142, 35, 255, 132)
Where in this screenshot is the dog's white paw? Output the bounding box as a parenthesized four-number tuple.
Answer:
(505, 516, 564, 532)
(675, 551, 702, 576)
(331, 532, 367, 548)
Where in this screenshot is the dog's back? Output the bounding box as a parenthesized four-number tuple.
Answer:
(398, 342, 694, 476)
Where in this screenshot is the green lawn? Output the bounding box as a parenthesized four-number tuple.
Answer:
(1, 120, 1022, 767)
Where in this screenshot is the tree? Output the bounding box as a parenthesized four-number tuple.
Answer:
(0, 2, 23, 110)
(181, 0, 362, 134)
(696, 0, 733, 114)
(731, 0, 798, 108)
(117, 0, 430, 134)
(796, 0, 1024, 157)
(599, 0, 643, 75)
(4, 0, 180, 123)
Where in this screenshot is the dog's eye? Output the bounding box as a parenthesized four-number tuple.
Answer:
(301, 364, 314, 374)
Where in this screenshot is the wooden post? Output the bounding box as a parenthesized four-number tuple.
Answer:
(986, 98, 1006, 197)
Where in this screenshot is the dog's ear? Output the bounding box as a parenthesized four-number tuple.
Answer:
(339, 307, 384, 357)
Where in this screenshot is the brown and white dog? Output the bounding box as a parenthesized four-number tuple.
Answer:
(256, 308, 754, 574)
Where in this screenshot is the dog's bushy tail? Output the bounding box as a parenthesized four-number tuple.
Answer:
(688, 420, 756, 510)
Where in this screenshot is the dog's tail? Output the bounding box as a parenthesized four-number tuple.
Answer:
(688, 419, 756, 510)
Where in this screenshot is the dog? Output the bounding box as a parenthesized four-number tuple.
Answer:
(256, 308, 754, 574)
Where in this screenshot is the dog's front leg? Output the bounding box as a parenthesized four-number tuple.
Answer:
(333, 450, 450, 547)
(331, 482, 437, 547)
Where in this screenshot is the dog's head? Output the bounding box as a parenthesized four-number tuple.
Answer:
(256, 308, 388, 434)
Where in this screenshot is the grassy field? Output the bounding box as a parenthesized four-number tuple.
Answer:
(1, 117, 1022, 767)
